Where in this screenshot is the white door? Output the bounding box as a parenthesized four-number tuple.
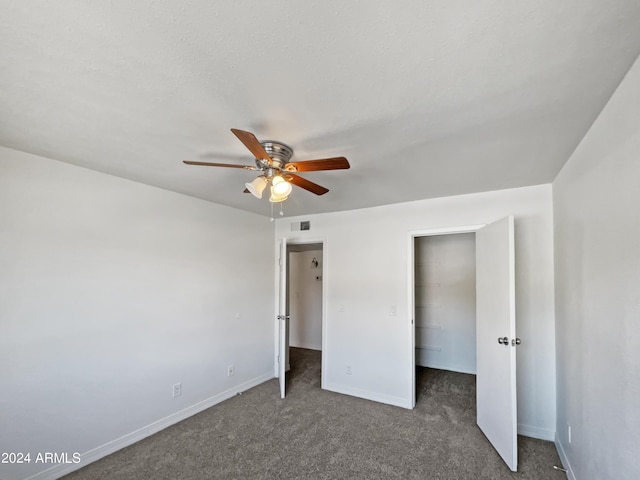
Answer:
(476, 216, 517, 471)
(278, 238, 288, 399)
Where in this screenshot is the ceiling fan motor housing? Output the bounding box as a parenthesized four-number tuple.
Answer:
(259, 141, 294, 169)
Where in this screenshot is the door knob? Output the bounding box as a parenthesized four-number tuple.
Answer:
(512, 338, 521, 346)
(498, 336, 509, 345)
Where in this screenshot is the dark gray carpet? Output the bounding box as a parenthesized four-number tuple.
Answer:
(64, 348, 565, 479)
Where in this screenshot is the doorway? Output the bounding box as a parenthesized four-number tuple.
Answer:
(285, 242, 324, 389)
(408, 218, 517, 471)
(414, 232, 477, 376)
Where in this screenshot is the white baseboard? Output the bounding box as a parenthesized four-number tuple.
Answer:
(324, 382, 412, 409)
(25, 372, 274, 480)
(290, 343, 321, 351)
(517, 423, 555, 441)
(416, 363, 477, 375)
(415, 350, 476, 375)
(554, 435, 576, 480)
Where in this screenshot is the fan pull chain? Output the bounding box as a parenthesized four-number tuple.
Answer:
(270, 202, 274, 222)
(280, 202, 284, 216)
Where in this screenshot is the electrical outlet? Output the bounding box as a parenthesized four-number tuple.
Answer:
(346, 365, 352, 375)
(227, 365, 235, 377)
(172, 383, 182, 398)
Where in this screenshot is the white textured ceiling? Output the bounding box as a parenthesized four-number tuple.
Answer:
(2, 1, 640, 217)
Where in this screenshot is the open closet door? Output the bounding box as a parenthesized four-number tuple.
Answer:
(476, 216, 518, 471)
(278, 238, 288, 399)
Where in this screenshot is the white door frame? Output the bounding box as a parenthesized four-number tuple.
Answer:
(407, 224, 485, 406)
(275, 236, 327, 391)
(278, 238, 287, 398)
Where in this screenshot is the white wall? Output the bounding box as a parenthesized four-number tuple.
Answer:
(0, 147, 275, 480)
(275, 184, 556, 440)
(553, 55, 640, 480)
(288, 250, 323, 351)
(415, 233, 476, 374)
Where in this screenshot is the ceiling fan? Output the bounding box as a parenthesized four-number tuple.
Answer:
(183, 129, 350, 203)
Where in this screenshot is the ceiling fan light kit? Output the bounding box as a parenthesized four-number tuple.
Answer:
(271, 175, 292, 197)
(245, 176, 268, 199)
(183, 128, 350, 210)
(269, 190, 289, 203)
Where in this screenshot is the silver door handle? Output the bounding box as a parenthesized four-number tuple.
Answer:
(498, 336, 509, 345)
(512, 338, 521, 346)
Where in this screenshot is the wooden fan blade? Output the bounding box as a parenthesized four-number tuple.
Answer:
(183, 160, 256, 170)
(284, 157, 350, 172)
(230, 128, 273, 163)
(285, 174, 329, 195)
